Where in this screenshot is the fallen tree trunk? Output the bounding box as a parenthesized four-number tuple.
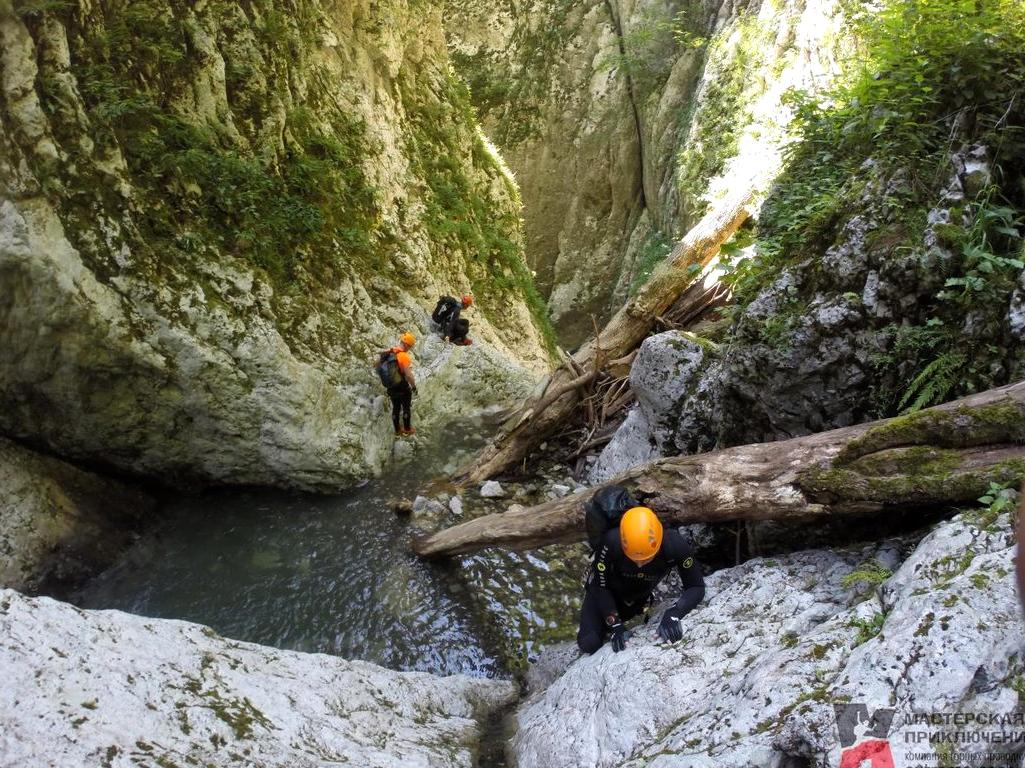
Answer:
(454, 184, 755, 485)
(414, 381, 1025, 557)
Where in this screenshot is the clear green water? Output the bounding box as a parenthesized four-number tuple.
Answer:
(72, 422, 506, 678)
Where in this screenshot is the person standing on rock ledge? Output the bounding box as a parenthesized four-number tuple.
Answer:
(432, 294, 474, 346)
(578, 505, 705, 654)
(376, 332, 418, 438)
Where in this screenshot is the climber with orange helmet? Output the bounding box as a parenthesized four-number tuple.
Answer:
(432, 294, 474, 346)
(375, 332, 418, 437)
(577, 504, 705, 654)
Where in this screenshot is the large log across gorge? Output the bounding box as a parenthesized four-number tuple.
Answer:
(415, 382, 1025, 557)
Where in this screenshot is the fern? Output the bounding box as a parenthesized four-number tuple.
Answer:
(850, 612, 887, 645)
(897, 352, 966, 414)
(841, 559, 893, 591)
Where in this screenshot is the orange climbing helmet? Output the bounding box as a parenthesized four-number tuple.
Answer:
(619, 506, 662, 563)
(400, 332, 416, 348)
(461, 294, 473, 307)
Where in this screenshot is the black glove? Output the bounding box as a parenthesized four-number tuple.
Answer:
(657, 611, 684, 644)
(609, 621, 627, 652)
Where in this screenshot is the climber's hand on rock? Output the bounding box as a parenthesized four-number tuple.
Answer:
(657, 612, 683, 644)
(609, 622, 627, 652)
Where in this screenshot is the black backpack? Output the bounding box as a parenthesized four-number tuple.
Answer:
(432, 295, 458, 326)
(376, 350, 403, 388)
(584, 485, 640, 552)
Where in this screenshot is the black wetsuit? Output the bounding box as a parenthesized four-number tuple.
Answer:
(388, 381, 412, 432)
(445, 305, 469, 343)
(387, 381, 412, 430)
(577, 527, 705, 653)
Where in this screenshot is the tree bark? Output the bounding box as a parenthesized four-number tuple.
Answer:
(454, 185, 754, 485)
(414, 381, 1025, 557)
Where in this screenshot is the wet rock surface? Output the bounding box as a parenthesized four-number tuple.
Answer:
(0, 589, 518, 768)
(0, 438, 155, 593)
(510, 512, 1024, 767)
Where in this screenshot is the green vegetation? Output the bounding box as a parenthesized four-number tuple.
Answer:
(452, 0, 577, 146)
(629, 231, 674, 294)
(969, 480, 1019, 528)
(800, 400, 1025, 504)
(721, 0, 1025, 413)
(43, 1, 387, 287)
(841, 559, 893, 591)
(977, 480, 1019, 516)
(22, 0, 554, 354)
(850, 611, 887, 645)
(13, 0, 72, 17)
(837, 399, 1025, 463)
(598, 6, 706, 95)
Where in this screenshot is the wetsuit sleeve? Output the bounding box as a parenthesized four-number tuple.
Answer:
(585, 529, 620, 623)
(666, 532, 705, 619)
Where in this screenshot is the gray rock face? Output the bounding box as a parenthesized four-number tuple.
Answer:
(448, 0, 849, 344)
(588, 406, 659, 483)
(510, 512, 1024, 767)
(0, 2, 548, 492)
(590, 330, 720, 481)
(0, 589, 518, 767)
(0, 438, 155, 593)
(712, 145, 1021, 447)
(1007, 264, 1025, 341)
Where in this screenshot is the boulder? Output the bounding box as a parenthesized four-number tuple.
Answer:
(480, 481, 506, 498)
(0, 589, 518, 767)
(590, 331, 719, 481)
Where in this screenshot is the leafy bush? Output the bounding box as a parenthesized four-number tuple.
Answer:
(13, 0, 72, 18)
(723, 0, 1025, 414)
(850, 611, 887, 645)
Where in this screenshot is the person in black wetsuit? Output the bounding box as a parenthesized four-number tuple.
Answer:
(433, 294, 474, 345)
(577, 506, 705, 653)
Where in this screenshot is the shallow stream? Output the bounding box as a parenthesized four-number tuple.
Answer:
(72, 418, 584, 679)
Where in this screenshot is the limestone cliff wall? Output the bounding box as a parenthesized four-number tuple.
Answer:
(446, 0, 847, 345)
(0, 0, 550, 491)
